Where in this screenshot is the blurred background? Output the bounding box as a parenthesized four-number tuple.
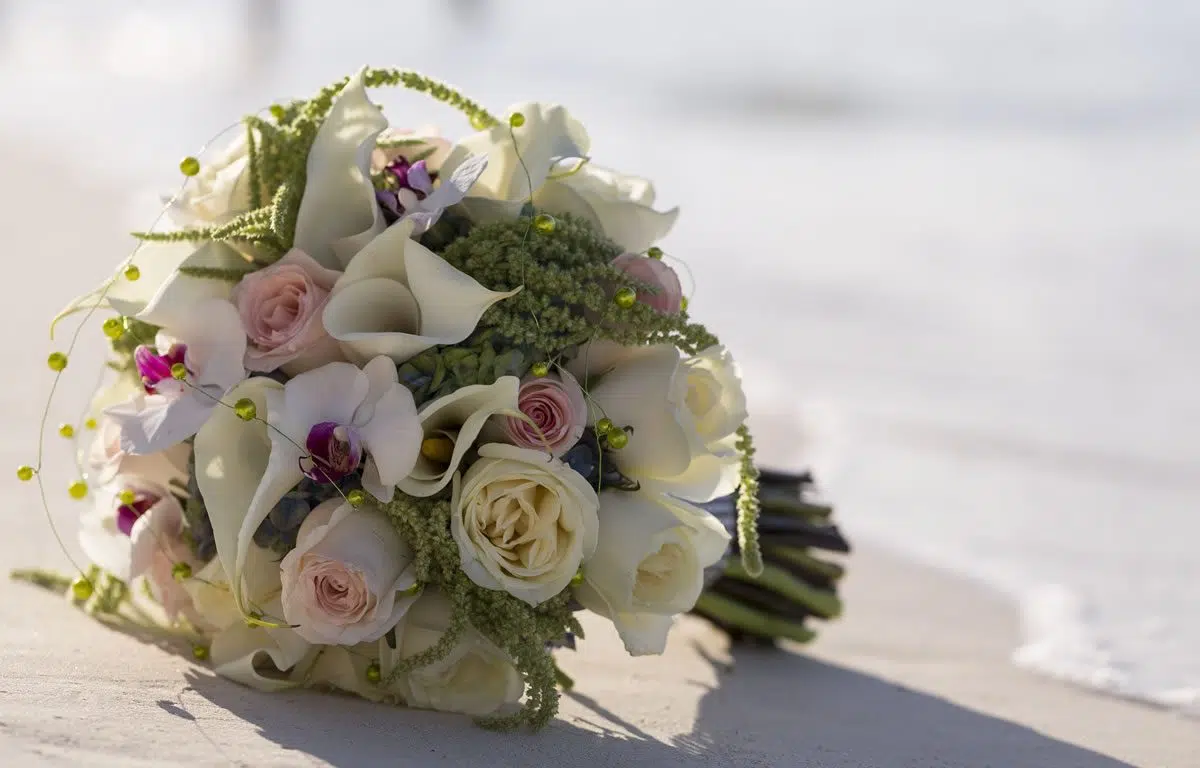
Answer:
(0, 0, 1196, 713)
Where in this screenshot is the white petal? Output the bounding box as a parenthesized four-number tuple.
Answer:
(135, 242, 249, 328)
(335, 219, 415, 287)
(641, 451, 741, 503)
(278, 362, 369, 443)
(564, 338, 633, 385)
(207, 605, 313, 692)
(323, 278, 424, 365)
(611, 611, 675, 656)
(577, 490, 681, 616)
(588, 345, 692, 479)
(403, 153, 488, 234)
(79, 501, 133, 581)
(397, 377, 520, 497)
(293, 68, 389, 269)
(672, 501, 733, 567)
(358, 389, 420, 496)
(106, 390, 214, 455)
(105, 241, 198, 318)
(172, 298, 248, 394)
(405, 238, 521, 341)
(193, 377, 297, 613)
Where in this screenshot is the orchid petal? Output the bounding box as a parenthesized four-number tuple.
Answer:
(174, 298, 248, 394)
(107, 391, 212, 455)
(293, 68, 389, 270)
(402, 153, 488, 234)
(587, 345, 692, 478)
(356, 359, 421, 498)
(397, 376, 520, 497)
(276, 362, 369, 443)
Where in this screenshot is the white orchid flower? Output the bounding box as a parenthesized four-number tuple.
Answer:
(586, 344, 741, 502)
(322, 219, 520, 365)
(576, 490, 729, 656)
(397, 376, 520, 498)
(193, 361, 420, 616)
(105, 298, 246, 455)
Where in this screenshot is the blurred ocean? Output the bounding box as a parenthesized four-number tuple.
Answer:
(1, 0, 1197, 713)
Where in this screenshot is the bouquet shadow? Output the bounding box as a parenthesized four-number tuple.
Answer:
(169, 635, 1133, 767)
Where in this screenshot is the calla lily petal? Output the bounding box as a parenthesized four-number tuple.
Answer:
(323, 279, 423, 364)
(405, 237, 520, 340)
(105, 241, 199, 319)
(293, 68, 389, 269)
(136, 241, 250, 328)
(587, 345, 692, 479)
(397, 376, 520, 498)
(193, 376, 297, 613)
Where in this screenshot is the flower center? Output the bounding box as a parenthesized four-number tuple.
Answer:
(376, 157, 437, 221)
(116, 491, 160, 536)
(134, 343, 188, 394)
(302, 422, 364, 483)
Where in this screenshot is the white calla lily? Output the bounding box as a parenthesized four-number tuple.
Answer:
(576, 490, 729, 656)
(184, 550, 313, 692)
(397, 376, 519, 498)
(534, 164, 679, 253)
(441, 102, 589, 221)
(293, 68, 389, 269)
(105, 298, 247, 455)
(322, 219, 520, 365)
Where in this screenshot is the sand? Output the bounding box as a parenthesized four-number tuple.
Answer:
(1, 142, 1197, 768)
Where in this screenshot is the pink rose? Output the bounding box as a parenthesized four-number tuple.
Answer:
(280, 499, 420, 645)
(504, 370, 588, 457)
(611, 253, 683, 314)
(232, 250, 344, 374)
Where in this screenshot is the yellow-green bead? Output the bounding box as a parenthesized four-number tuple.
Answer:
(531, 361, 550, 378)
(347, 489, 366, 508)
(365, 662, 382, 684)
(595, 417, 614, 435)
(16, 465, 35, 482)
(118, 489, 136, 505)
(57, 423, 75, 439)
(71, 577, 94, 601)
(192, 644, 210, 661)
(102, 317, 125, 340)
(68, 480, 88, 500)
(681, 296, 689, 311)
(570, 568, 585, 587)
(233, 398, 257, 421)
(179, 156, 201, 177)
(47, 352, 68, 372)
(647, 246, 664, 259)
(123, 264, 141, 282)
(532, 213, 556, 234)
(85, 418, 97, 431)
(470, 112, 490, 131)
(606, 429, 629, 450)
(170, 362, 188, 380)
(172, 562, 193, 582)
(614, 287, 637, 309)
(509, 112, 526, 128)
(269, 104, 286, 122)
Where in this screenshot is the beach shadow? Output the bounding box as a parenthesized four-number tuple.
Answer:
(680, 642, 1137, 767)
(180, 640, 1134, 768)
(182, 670, 699, 768)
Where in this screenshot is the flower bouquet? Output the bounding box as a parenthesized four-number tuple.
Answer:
(14, 68, 849, 729)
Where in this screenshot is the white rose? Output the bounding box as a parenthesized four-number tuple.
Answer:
(679, 345, 748, 454)
(534, 164, 678, 253)
(587, 344, 744, 502)
(167, 132, 254, 226)
(397, 590, 523, 716)
(576, 490, 730, 656)
(280, 499, 420, 645)
(451, 443, 599, 607)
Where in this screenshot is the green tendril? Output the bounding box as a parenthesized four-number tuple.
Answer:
(735, 425, 764, 577)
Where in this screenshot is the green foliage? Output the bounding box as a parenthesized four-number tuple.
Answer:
(382, 494, 576, 731)
(397, 329, 532, 406)
(438, 215, 719, 360)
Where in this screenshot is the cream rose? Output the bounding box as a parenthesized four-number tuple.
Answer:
(451, 444, 599, 606)
(167, 132, 253, 226)
(576, 490, 730, 656)
(679, 345, 748, 453)
(280, 499, 419, 645)
(397, 590, 523, 716)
